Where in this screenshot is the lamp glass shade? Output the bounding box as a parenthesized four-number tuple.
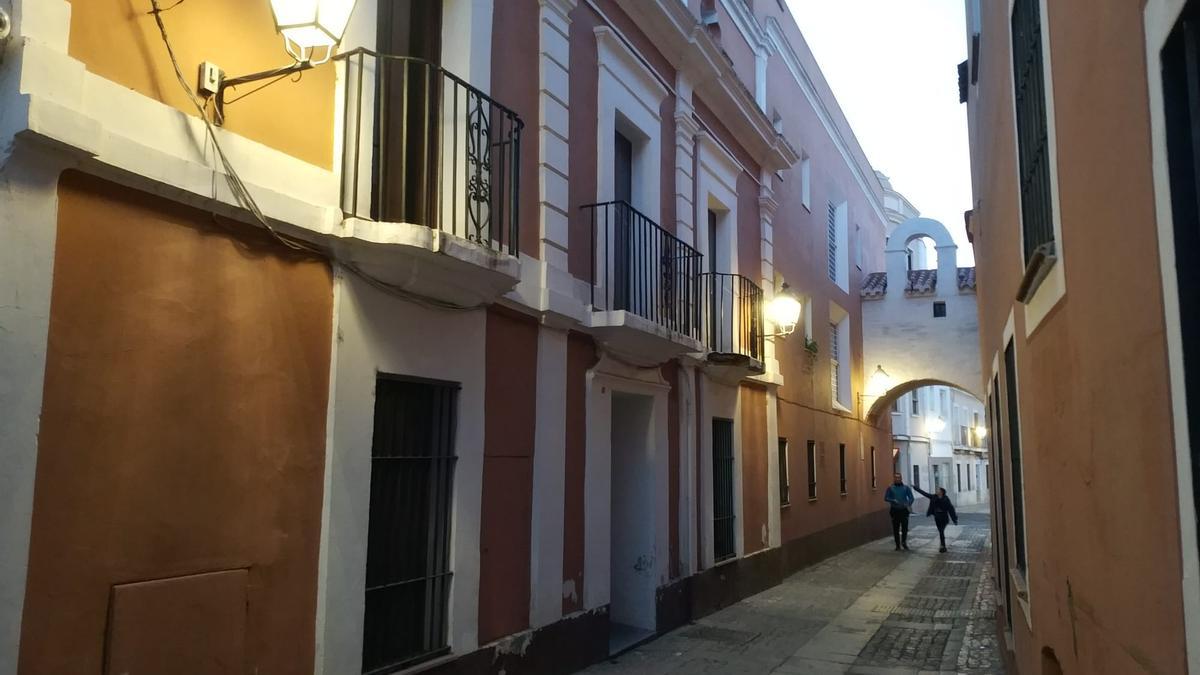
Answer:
(767, 293, 802, 335)
(974, 426, 988, 440)
(271, 0, 356, 49)
(925, 416, 946, 434)
(866, 365, 892, 397)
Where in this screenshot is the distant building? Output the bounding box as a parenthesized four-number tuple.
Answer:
(890, 386, 989, 507)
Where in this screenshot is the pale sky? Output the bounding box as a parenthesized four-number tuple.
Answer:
(786, 0, 975, 265)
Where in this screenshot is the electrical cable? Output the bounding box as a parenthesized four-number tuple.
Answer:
(147, 0, 485, 312)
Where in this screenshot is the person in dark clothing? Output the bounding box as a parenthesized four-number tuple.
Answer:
(883, 473, 914, 551)
(913, 485, 958, 552)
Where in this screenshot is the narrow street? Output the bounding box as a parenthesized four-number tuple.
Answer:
(584, 507, 1003, 675)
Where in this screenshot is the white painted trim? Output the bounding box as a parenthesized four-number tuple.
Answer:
(1005, 0, 1067, 335)
(316, 272, 488, 674)
(1144, 1, 1200, 670)
(695, 131, 740, 276)
(530, 326, 568, 628)
(0, 148, 65, 675)
(763, 17, 887, 228)
(538, 0, 576, 272)
(679, 363, 700, 576)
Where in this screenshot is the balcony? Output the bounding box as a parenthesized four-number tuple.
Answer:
(583, 201, 705, 363)
(336, 48, 524, 307)
(699, 273, 765, 377)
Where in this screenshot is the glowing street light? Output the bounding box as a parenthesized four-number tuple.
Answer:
(270, 0, 358, 63)
(925, 416, 947, 434)
(766, 283, 802, 337)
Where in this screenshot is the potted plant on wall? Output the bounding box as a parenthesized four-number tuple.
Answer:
(803, 336, 818, 371)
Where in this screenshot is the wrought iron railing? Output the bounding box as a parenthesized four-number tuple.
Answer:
(583, 200, 703, 339)
(337, 48, 523, 255)
(700, 273, 764, 368)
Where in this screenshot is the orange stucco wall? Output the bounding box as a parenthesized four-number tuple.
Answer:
(67, 0, 335, 168)
(19, 171, 333, 674)
(969, 1, 1187, 672)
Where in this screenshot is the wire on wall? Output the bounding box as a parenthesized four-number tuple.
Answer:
(146, 0, 485, 312)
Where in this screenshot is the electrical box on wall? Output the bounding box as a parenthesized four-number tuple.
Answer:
(197, 61, 223, 97)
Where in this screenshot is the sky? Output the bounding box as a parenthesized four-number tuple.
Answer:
(786, 0, 975, 265)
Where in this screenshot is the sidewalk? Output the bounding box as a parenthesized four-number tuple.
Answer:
(580, 512, 1003, 675)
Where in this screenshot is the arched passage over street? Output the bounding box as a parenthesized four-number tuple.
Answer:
(860, 217, 981, 424)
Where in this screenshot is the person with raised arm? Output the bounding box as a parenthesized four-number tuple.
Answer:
(913, 484, 959, 552)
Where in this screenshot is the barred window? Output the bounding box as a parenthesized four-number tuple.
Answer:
(1011, 0, 1055, 264)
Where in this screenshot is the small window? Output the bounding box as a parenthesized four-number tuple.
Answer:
(933, 301, 947, 318)
(913, 464, 921, 490)
(892, 398, 900, 413)
(826, 203, 838, 282)
(829, 322, 841, 404)
(800, 154, 812, 210)
(778, 438, 790, 506)
(870, 446, 877, 489)
(911, 390, 920, 416)
(855, 225, 863, 270)
(1011, 0, 1055, 266)
(712, 419, 737, 562)
(806, 441, 817, 500)
(957, 463, 963, 491)
(838, 444, 847, 495)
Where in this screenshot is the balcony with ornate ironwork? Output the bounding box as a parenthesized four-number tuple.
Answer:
(583, 201, 705, 363)
(335, 48, 523, 307)
(699, 273, 765, 377)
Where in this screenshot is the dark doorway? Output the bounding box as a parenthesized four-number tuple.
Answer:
(373, 0, 443, 224)
(1162, 0, 1200, 561)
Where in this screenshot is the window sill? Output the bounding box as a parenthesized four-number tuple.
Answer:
(832, 401, 852, 414)
(1009, 567, 1033, 629)
(1015, 242, 1057, 304)
(807, 496, 818, 503)
(781, 502, 792, 510)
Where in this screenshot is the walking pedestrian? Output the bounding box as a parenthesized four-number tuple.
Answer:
(884, 473, 914, 551)
(914, 485, 958, 552)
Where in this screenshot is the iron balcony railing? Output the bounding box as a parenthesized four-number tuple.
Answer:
(582, 200, 703, 339)
(337, 48, 523, 255)
(700, 273, 765, 369)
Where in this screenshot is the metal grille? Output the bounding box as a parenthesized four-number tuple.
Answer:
(838, 444, 847, 495)
(1011, 0, 1055, 263)
(583, 201, 703, 338)
(712, 419, 736, 562)
(871, 446, 877, 489)
(829, 322, 840, 404)
(338, 49, 523, 255)
(778, 438, 790, 506)
(700, 273, 764, 368)
(806, 440, 817, 500)
(362, 376, 459, 674)
(826, 202, 838, 281)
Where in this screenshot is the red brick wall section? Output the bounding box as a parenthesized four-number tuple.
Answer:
(562, 332, 595, 613)
(20, 171, 332, 674)
(478, 308, 539, 643)
(490, 0, 541, 258)
(739, 385, 769, 555)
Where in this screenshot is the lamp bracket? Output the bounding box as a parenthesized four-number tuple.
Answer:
(204, 59, 314, 125)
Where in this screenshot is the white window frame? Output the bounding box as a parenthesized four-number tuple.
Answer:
(829, 303, 851, 411)
(800, 153, 812, 211)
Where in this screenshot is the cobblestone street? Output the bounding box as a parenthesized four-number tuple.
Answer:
(582, 507, 1003, 675)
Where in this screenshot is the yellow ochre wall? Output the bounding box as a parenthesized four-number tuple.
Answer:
(67, 0, 336, 168)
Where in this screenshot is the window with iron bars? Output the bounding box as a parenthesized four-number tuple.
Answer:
(778, 438, 790, 506)
(362, 376, 459, 674)
(829, 322, 840, 404)
(806, 441, 817, 500)
(826, 201, 838, 281)
(1011, 0, 1055, 265)
(713, 419, 737, 562)
(838, 444, 847, 495)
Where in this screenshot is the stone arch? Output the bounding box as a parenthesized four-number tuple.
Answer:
(886, 217, 957, 253)
(865, 377, 983, 427)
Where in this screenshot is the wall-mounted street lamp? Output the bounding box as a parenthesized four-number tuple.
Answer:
(925, 415, 947, 434)
(973, 426, 988, 442)
(766, 283, 802, 337)
(198, 0, 358, 123)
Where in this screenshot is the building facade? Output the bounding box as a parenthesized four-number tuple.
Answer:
(890, 385, 989, 508)
(964, 0, 1200, 672)
(0, 1, 898, 674)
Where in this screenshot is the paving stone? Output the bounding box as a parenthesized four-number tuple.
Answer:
(577, 515, 1005, 675)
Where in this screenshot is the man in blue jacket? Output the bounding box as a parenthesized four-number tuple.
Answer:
(884, 473, 915, 550)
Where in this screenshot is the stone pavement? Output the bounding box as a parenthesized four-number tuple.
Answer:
(581, 507, 1004, 675)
